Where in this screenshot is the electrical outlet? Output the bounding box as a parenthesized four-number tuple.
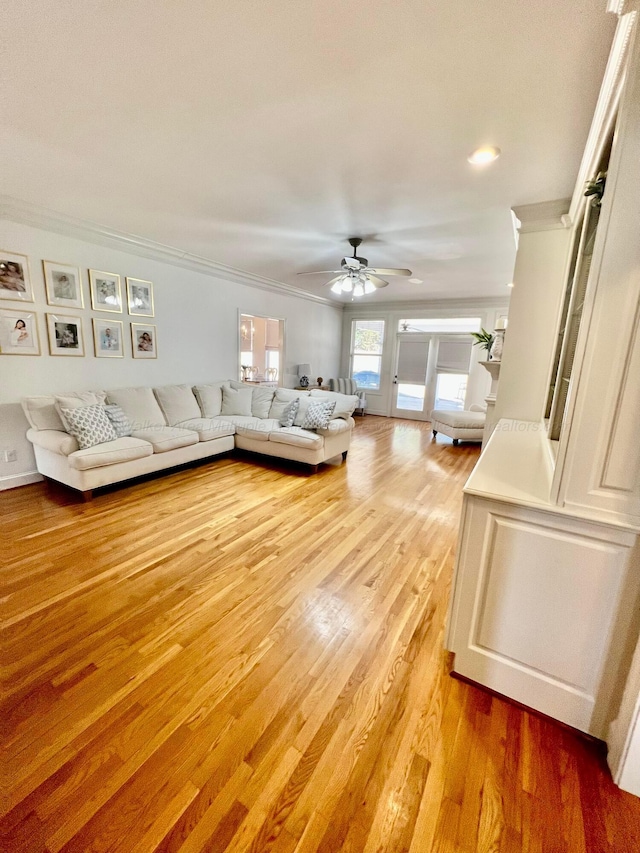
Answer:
(2, 450, 17, 462)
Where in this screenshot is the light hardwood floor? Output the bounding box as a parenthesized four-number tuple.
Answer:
(2, 416, 639, 852)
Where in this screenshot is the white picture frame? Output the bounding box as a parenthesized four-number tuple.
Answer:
(0, 308, 40, 355)
(0, 251, 34, 302)
(126, 277, 154, 317)
(89, 269, 122, 313)
(43, 260, 84, 309)
(131, 323, 157, 359)
(93, 318, 124, 358)
(46, 313, 85, 357)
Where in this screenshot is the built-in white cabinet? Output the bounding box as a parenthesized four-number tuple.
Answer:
(447, 3, 640, 795)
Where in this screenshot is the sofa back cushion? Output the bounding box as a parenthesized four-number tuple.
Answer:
(268, 388, 309, 421)
(55, 391, 108, 430)
(22, 396, 66, 431)
(228, 380, 276, 418)
(193, 381, 227, 418)
(107, 387, 167, 428)
(309, 389, 359, 419)
(154, 384, 201, 426)
(221, 385, 253, 417)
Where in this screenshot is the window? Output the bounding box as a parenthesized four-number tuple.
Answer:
(351, 319, 384, 390)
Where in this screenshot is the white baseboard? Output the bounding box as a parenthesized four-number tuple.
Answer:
(0, 471, 43, 490)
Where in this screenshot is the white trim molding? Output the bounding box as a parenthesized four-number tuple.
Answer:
(511, 199, 571, 233)
(565, 9, 637, 227)
(0, 196, 337, 308)
(0, 471, 43, 491)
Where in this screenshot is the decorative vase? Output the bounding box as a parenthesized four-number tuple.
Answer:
(489, 329, 505, 362)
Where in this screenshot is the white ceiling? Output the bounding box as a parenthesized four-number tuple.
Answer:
(1, 1, 616, 303)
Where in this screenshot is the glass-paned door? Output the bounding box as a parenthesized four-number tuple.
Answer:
(392, 334, 472, 420)
(392, 335, 433, 420)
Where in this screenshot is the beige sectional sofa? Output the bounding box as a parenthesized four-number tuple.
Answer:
(22, 382, 357, 499)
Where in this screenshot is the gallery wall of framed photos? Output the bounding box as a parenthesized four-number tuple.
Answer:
(0, 252, 157, 360)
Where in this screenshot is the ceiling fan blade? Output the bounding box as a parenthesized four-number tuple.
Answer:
(367, 275, 389, 289)
(367, 267, 412, 277)
(297, 270, 343, 276)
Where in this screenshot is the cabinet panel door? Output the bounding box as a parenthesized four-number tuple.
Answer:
(447, 496, 639, 737)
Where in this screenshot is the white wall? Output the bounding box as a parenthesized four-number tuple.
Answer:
(340, 299, 510, 416)
(493, 228, 571, 423)
(0, 220, 343, 488)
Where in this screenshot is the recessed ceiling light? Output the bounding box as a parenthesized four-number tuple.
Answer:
(408, 278, 423, 284)
(507, 282, 514, 288)
(468, 146, 501, 165)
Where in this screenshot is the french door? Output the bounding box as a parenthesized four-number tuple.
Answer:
(391, 334, 471, 420)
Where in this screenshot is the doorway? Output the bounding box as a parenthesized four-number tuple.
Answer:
(239, 313, 284, 383)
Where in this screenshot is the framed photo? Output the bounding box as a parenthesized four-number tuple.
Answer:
(43, 261, 83, 309)
(93, 318, 124, 358)
(131, 323, 157, 359)
(0, 308, 40, 355)
(0, 251, 33, 302)
(126, 277, 154, 317)
(89, 269, 122, 313)
(46, 313, 85, 357)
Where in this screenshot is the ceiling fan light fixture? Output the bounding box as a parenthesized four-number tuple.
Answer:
(467, 146, 501, 165)
(352, 281, 365, 298)
(364, 278, 376, 294)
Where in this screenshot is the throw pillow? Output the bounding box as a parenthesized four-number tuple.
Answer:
(104, 404, 133, 437)
(60, 404, 117, 449)
(221, 385, 253, 417)
(279, 398, 299, 428)
(301, 400, 336, 430)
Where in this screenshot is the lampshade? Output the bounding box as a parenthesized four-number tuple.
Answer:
(330, 274, 375, 297)
(297, 363, 311, 377)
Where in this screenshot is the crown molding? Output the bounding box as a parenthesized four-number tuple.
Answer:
(0, 195, 338, 309)
(341, 296, 510, 315)
(511, 198, 571, 233)
(565, 9, 637, 226)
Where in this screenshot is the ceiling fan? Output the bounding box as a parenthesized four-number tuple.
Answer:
(297, 237, 412, 297)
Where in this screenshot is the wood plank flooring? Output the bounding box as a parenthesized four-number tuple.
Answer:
(2, 416, 639, 852)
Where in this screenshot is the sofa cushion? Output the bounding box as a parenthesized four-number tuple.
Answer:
(154, 384, 202, 426)
(309, 389, 359, 420)
(59, 404, 118, 449)
(104, 404, 133, 437)
(300, 400, 336, 430)
(268, 388, 309, 420)
(174, 418, 236, 442)
(279, 399, 299, 428)
(22, 396, 66, 432)
(107, 387, 167, 428)
(221, 385, 253, 417)
(235, 418, 281, 442)
(229, 381, 276, 418)
(130, 426, 198, 453)
(251, 387, 276, 418)
(55, 391, 108, 430)
(67, 437, 153, 471)
(269, 427, 324, 449)
(193, 381, 227, 418)
(26, 428, 79, 456)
